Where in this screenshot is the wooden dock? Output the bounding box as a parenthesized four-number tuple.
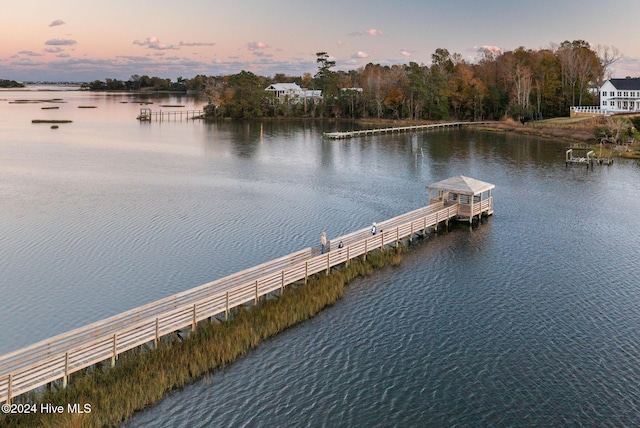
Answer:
(137, 108, 204, 122)
(0, 176, 494, 403)
(323, 121, 488, 139)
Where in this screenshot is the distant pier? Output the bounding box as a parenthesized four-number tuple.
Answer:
(137, 108, 204, 122)
(323, 121, 489, 139)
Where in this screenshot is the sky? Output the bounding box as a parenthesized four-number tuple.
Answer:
(2, 0, 640, 82)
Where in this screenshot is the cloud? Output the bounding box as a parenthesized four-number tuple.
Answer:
(400, 50, 411, 57)
(18, 50, 43, 57)
(133, 37, 177, 50)
(45, 39, 77, 46)
(366, 28, 384, 36)
(179, 41, 215, 47)
(252, 51, 273, 58)
(49, 20, 65, 27)
(337, 40, 344, 46)
(476, 45, 503, 55)
(44, 47, 63, 54)
(611, 56, 640, 78)
(351, 51, 369, 59)
(348, 28, 384, 37)
(247, 41, 269, 50)
(11, 58, 45, 66)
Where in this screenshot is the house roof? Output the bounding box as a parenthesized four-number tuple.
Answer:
(426, 175, 495, 196)
(607, 78, 640, 91)
(265, 83, 301, 91)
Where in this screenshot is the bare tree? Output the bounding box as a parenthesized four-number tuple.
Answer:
(596, 44, 623, 82)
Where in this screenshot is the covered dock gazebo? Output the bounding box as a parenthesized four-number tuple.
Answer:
(427, 175, 495, 223)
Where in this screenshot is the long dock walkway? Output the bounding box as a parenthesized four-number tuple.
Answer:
(324, 121, 488, 139)
(0, 176, 494, 403)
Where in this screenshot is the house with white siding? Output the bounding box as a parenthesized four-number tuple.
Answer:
(570, 77, 640, 116)
(265, 83, 322, 104)
(599, 77, 640, 113)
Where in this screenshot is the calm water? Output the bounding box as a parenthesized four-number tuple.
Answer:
(2, 87, 640, 426)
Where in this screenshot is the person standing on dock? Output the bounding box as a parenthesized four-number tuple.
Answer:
(371, 222, 377, 235)
(321, 232, 327, 254)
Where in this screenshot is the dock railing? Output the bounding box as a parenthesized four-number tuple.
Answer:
(0, 200, 478, 403)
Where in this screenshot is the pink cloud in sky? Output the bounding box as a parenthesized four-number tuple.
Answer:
(18, 50, 43, 57)
(352, 51, 369, 59)
(366, 28, 384, 36)
(247, 41, 269, 50)
(477, 45, 502, 54)
(400, 50, 411, 57)
(45, 39, 76, 46)
(49, 20, 65, 27)
(180, 41, 216, 47)
(133, 37, 177, 50)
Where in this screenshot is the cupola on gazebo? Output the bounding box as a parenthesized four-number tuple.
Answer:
(426, 175, 495, 223)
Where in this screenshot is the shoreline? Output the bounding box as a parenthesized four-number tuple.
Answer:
(352, 117, 640, 159)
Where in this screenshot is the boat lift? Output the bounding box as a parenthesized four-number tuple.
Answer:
(565, 149, 595, 169)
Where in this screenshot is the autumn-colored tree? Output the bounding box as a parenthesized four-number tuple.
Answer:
(556, 40, 602, 106)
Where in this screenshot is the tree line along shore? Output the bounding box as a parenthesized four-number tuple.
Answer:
(5, 39, 639, 151)
(19, 39, 621, 123)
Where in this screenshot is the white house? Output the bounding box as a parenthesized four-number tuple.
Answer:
(265, 83, 322, 104)
(599, 77, 640, 113)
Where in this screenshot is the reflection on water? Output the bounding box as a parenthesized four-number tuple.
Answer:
(2, 88, 640, 425)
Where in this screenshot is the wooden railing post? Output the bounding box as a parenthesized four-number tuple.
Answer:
(364, 239, 368, 260)
(63, 352, 69, 389)
(326, 253, 330, 275)
(7, 374, 12, 404)
(347, 246, 350, 266)
(281, 270, 285, 294)
(305, 261, 308, 284)
(155, 318, 159, 349)
(192, 304, 197, 332)
(225, 291, 230, 320)
(255, 280, 259, 304)
(112, 334, 117, 367)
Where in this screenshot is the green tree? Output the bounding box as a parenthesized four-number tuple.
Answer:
(314, 52, 338, 115)
(425, 48, 454, 120)
(220, 71, 267, 119)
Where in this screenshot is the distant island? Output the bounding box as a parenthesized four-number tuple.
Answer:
(0, 79, 25, 88)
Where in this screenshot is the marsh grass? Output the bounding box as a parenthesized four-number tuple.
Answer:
(1, 245, 407, 427)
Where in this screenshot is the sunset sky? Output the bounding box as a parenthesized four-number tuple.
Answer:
(2, 0, 639, 82)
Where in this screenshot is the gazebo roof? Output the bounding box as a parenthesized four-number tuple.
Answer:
(426, 175, 495, 196)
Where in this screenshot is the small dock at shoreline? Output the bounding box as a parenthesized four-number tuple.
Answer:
(323, 121, 488, 139)
(0, 176, 494, 404)
(137, 108, 204, 122)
